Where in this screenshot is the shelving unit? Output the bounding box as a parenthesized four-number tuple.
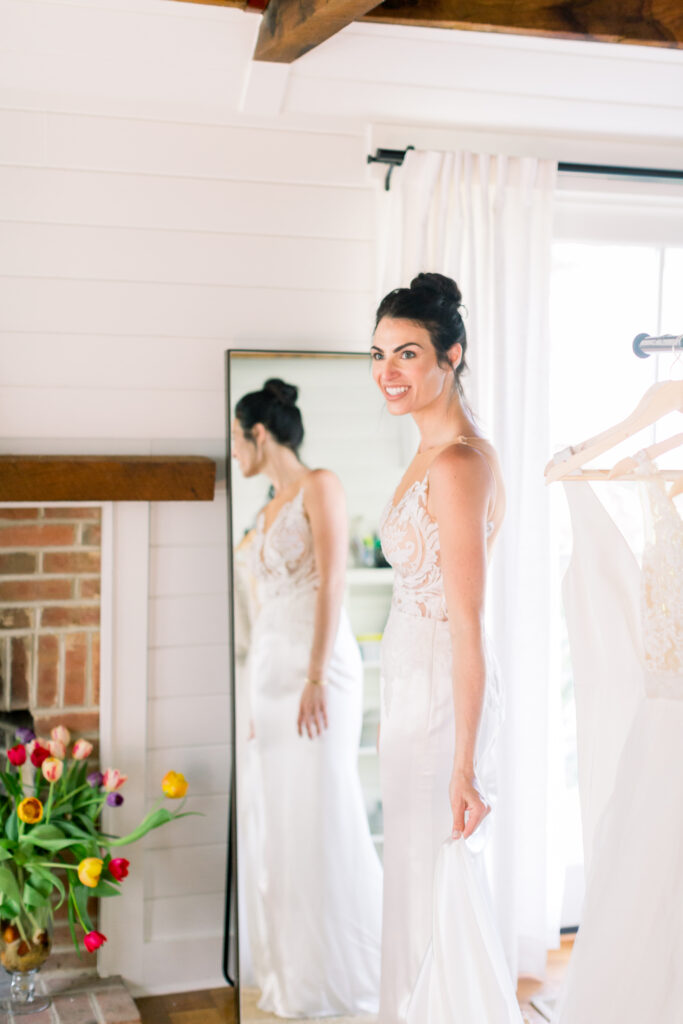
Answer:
(345, 564, 394, 859)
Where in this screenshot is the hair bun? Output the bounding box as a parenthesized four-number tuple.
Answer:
(264, 378, 298, 407)
(410, 272, 462, 307)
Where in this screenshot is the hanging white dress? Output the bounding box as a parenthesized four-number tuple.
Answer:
(247, 484, 382, 1018)
(555, 456, 683, 1023)
(378, 438, 523, 1024)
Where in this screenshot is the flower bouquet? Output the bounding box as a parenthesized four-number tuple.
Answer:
(0, 724, 193, 1013)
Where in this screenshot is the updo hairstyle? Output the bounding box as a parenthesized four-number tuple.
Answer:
(235, 378, 304, 455)
(374, 272, 468, 396)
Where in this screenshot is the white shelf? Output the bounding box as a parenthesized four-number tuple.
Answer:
(346, 567, 394, 585)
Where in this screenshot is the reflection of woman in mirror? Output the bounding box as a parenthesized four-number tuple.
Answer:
(231, 378, 382, 1019)
(372, 275, 522, 1023)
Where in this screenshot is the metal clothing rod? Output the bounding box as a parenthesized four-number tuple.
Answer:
(633, 333, 683, 358)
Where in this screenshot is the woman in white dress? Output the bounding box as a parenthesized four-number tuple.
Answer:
(371, 274, 523, 1024)
(231, 377, 382, 1019)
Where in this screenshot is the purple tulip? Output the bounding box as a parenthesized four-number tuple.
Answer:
(87, 771, 104, 788)
(106, 792, 124, 807)
(15, 728, 36, 744)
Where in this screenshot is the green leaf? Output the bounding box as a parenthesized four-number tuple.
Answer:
(67, 885, 82, 958)
(0, 847, 12, 861)
(107, 807, 199, 847)
(21, 824, 74, 852)
(88, 879, 119, 898)
(73, 884, 93, 932)
(23, 882, 49, 909)
(4, 813, 18, 842)
(0, 898, 20, 918)
(29, 867, 66, 910)
(0, 865, 21, 906)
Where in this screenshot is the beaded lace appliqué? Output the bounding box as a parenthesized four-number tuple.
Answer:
(251, 489, 318, 604)
(640, 472, 682, 677)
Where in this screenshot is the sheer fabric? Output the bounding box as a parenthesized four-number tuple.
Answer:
(378, 441, 521, 1024)
(555, 459, 683, 1024)
(245, 484, 382, 1018)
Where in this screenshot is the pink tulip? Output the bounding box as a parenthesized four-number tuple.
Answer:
(83, 930, 107, 953)
(47, 740, 66, 760)
(41, 757, 63, 783)
(102, 768, 127, 792)
(7, 745, 26, 767)
(72, 739, 93, 761)
(51, 725, 71, 747)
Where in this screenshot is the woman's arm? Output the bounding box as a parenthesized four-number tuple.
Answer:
(297, 469, 348, 739)
(428, 444, 494, 839)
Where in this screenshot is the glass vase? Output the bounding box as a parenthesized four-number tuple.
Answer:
(0, 913, 52, 1015)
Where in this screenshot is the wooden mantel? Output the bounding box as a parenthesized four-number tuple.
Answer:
(0, 456, 216, 502)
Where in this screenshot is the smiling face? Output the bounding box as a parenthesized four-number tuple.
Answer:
(371, 317, 461, 415)
(231, 417, 262, 478)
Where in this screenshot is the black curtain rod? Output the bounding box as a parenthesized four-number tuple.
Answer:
(367, 148, 683, 190)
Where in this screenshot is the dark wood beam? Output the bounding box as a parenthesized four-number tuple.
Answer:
(0, 456, 216, 502)
(253, 0, 383, 62)
(360, 0, 683, 48)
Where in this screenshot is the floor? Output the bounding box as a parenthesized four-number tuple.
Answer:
(135, 935, 573, 1024)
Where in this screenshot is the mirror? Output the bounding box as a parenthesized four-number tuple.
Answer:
(225, 350, 417, 1022)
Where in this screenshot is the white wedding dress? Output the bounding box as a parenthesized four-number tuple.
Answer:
(247, 484, 382, 1018)
(378, 437, 523, 1024)
(555, 455, 683, 1024)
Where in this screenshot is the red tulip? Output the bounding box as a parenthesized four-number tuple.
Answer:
(108, 858, 130, 882)
(83, 930, 107, 953)
(30, 743, 50, 768)
(7, 745, 26, 767)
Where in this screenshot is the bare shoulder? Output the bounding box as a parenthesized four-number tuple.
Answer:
(428, 442, 492, 495)
(302, 468, 345, 506)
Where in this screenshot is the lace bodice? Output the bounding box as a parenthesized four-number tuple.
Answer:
(380, 466, 494, 621)
(638, 458, 682, 680)
(251, 488, 318, 605)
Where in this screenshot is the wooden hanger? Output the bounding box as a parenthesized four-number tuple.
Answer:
(544, 380, 683, 484)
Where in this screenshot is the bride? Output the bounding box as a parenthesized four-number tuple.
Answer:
(231, 377, 382, 1018)
(372, 274, 523, 1024)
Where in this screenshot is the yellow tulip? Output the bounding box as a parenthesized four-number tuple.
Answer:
(78, 857, 103, 888)
(161, 771, 188, 799)
(17, 797, 43, 825)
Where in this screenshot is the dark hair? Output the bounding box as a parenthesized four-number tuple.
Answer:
(234, 378, 304, 455)
(374, 272, 468, 396)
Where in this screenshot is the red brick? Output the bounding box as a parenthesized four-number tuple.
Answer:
(91, 634, 100, 706)
(0, 524, 76, 548)
(64, 633, 87, 706)
(10, 635, 31, 708)
(0, 578, 72, 602)
(37, 634, 59, 707)
(44, 508, 100, 520)
(0, 508, 40, 520)
(41, 606, 100, 628)
(0, 551, 37, 574)
(94, 988, 141, 1023)
(0, 607, 33, 629)
(33, 710, 99, 737)
(78, 578, 100, 599)
(52, 991, 97, 1024)
(81, 524, 101, 546)
(43, 551, 100, 574)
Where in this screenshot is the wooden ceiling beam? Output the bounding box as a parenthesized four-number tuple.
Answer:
(360, 0, 683, 49)
(252, 0, 384, 62)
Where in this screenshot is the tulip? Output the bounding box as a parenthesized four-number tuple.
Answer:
(102, 769, 127, 793)
(87, 771, 104, 788)
(17, 797, 43, 825)
(72, 739, 93, 761)
(106, 792, 124, 808)
(108, 858, 130, 882)
(77, 858, 103, 888)
(51, 725, 71, 747)
(41, 757, 63, 783)
(162, 771, 188, 799)
(83, 930, 107, 953)
(15, 728, 35, 745)
(47, 740, 66, 760)
(7, 745, 26, 767)
(29, 743, 50, 769)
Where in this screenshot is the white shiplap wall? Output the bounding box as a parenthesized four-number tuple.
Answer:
(2, 0, 682, 994)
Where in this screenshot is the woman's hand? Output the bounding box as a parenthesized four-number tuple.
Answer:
(297, 682, 328, 740)
(449, 768, 490, 840)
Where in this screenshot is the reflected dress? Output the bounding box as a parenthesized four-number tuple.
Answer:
(378, 437, 523, 1024)
(247, 484, 382, 1018)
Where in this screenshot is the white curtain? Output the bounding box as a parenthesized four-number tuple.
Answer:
(378, 150, 560, 980)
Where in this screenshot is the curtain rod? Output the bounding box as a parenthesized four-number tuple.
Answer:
(633, 333, 683, 358)
(367, 148, 683, 191)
